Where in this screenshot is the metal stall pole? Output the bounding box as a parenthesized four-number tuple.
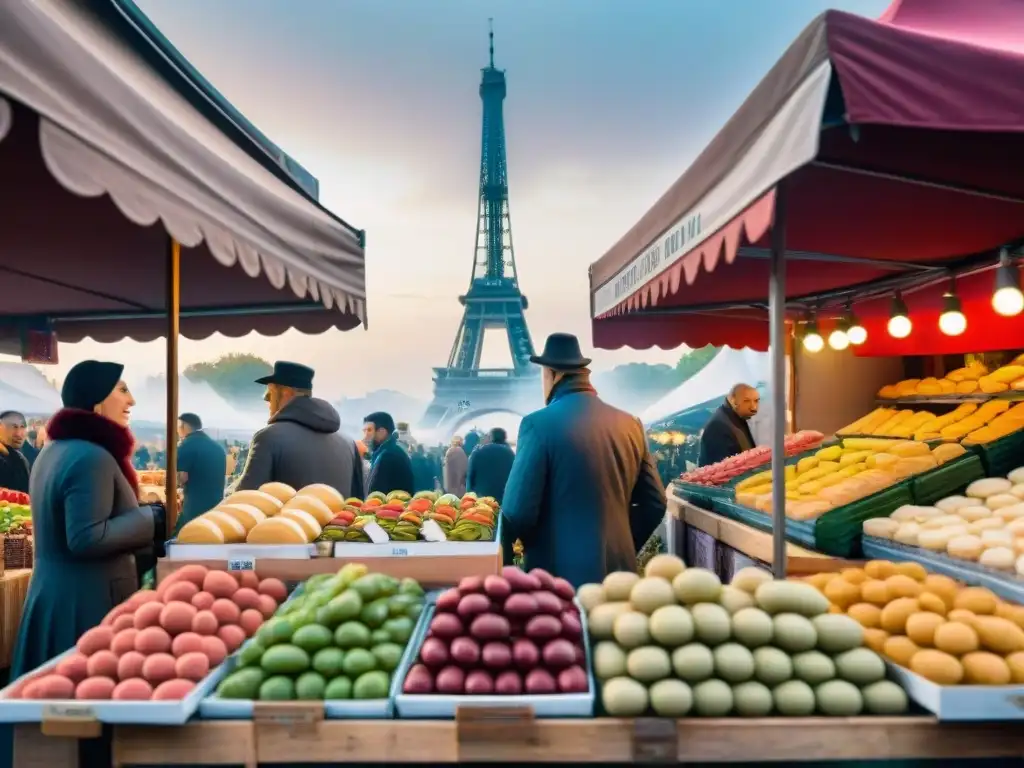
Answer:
(769, 185, 788, 579)
(164, 238, 181, 534)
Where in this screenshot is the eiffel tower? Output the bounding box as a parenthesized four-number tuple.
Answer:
(418, 23, 542, 438)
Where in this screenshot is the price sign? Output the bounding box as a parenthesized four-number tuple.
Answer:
(390, 547, 409, 557)
(228, 558, 256, 572)
(364, 522, 390, 544)
(43, 703, 96, 720)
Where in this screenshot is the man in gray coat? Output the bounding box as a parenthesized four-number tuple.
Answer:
(235, 362, 363, 498)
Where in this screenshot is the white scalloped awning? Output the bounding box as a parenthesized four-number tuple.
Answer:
(0, 0, 366, 342)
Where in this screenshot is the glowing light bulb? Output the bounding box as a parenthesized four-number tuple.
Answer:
(887, 314, 912, 339)
(803, 331, 824, 353)
(938, 310, 966, 336)
(993, 286, 1024, 317)
(828, 329, 849, 351)
(939, 293, 966, 336)
(847, 324, 867, 345)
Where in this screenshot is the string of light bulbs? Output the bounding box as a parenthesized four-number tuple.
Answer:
(799, 251, 1023, 353)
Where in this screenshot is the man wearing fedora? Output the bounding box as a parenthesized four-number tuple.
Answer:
(499, 333, 667, 587)
(235, 361, 364, 498)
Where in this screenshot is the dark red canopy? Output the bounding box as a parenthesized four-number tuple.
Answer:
(589, 0, 1024, 352)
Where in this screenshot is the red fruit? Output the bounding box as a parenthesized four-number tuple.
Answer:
(110, 629, 139, 656)
(170, 632, 205, 658)
(200, 635, 228, 666)
(191, 610, 219, 636)
(76, 626, 113, 656)
(112, 678, 153, 701)
(190, 591, 216, 611)
(210, 599, 241, 626)
(239, 609, 264, 637)
(202, 571, 238, 599)
(112, 613, 136, 633)
(232, 587, 261, 611)
(256, 594, 278, 619)
(257, 578, 287, 603)
(162, 581, 199, 605)
(86, 651, 119, 680)
(141, 653, 177, 685)
(159, 603, 198, 636)
(217, 625, 246, 653)
(175, 652, 211, 682)
(54, 653, 90, 683)
(152, 679, 196, 700)
(132, 602, 164, 630)
(236, 571, 260, 590)
(116, 651, 146, 681)
(75, 676, 117, 700)
(135, 626, 172, 655)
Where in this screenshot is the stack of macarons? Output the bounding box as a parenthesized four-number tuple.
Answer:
(176, 483, 344, 545)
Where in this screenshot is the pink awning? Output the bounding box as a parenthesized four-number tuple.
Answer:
(590, 0, 1024, 351)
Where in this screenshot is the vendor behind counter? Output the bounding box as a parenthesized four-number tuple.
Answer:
(697, 383, 760, 466)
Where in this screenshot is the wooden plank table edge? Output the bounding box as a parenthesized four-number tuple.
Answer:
(108, 716, 1024, 764)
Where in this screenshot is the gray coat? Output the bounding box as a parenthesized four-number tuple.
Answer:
(443, 445, 468, 497)
(11, 439, 154, 678)
(236, 396, 363, 499)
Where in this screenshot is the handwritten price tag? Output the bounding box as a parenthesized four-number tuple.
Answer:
(228, 558, 256, 572)
(43, 703, 96, 720)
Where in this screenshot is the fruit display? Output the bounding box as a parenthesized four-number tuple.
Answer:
(878, 358, 1024, 399)
(0, 488, 30, 535)
(838, 401, 1024, 445)
(214, 564, 424, 702)
(735, 439, 961, 522)
(401, 566, 588, 696)
(320, 490, 498, 543)
(863, 467, 1024, 573)
(5, 566, 286, 701)
(677, 431, 825, 487)
(176, 482, 341, 545)
(579, 554, 907, 717)
(806, 559, 1024, 686)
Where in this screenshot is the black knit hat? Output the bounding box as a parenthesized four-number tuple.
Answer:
(61, 360, 124, 410)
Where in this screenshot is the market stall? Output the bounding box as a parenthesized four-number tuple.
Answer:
(588, 0, 1024, 577)
(0, 0, 367, 531)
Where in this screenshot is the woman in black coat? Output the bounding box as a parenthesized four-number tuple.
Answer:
(10, 361, 160, 680)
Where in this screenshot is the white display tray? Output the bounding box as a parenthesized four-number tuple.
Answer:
(165, 542, 315, 560)
(332, 540, 499, 558)
(0, 647, 228, 725)
(394, 597, 596, 718)
(200, 593, 432, 719)
(886, 661, 1024, 721)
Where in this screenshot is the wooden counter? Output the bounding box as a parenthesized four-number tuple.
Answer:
(0, 568, 31, 670)
(90, 717, 1024, 765)
(667, 493, 856, 576)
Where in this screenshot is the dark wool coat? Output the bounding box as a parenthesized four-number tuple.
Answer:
(10, 409, 155, 679)
(500, 375, 667, 588)
(698, 402, 756, 467)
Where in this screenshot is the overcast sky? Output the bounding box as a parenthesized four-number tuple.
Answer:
(32, 0, 889, 399)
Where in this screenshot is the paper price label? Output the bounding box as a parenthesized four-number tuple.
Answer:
(228, 558, 256, 572)
(390, 547, 409, 557)
(421, 519, 447, 542)
(364, 522, 390, 544)
(43, 703, 96, 720)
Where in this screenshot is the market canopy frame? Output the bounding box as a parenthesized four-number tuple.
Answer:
(588, 0, 1024, 577)
(589, 0, 1024, 353)
(0, 0, 367, 345)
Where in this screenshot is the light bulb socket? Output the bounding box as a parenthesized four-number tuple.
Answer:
(996, 259, 1020, 292)
(890, 293, 909, 319)
(942, 293, 963, 315)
